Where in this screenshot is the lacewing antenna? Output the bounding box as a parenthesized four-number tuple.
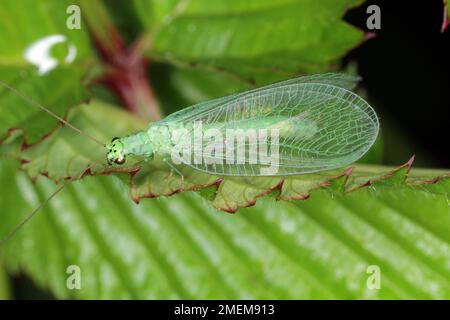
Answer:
(0, 161, 100, 246)
(0, 80, 106, 147)
(0, 181, 67, 246)
(0, 80, 108, 244)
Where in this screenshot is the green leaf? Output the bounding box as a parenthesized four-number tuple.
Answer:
(21, 100, 144, 181)
(1, 156, 450, 299)
(134, 0, 365, 82)
(0, 0, 94, 144)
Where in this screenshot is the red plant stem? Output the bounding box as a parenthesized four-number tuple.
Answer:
(442, 0, 449, 33)
(79, 0, 162, 121)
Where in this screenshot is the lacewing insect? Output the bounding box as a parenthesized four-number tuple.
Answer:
(0, 73, 379, 242)
(106, 73, 379, 176)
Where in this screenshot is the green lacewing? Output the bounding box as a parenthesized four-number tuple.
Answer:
(0, 73, 379, 242)
(106, 73, 379, 176)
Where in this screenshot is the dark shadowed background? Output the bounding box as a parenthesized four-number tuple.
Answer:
(345, 0, 450, 167)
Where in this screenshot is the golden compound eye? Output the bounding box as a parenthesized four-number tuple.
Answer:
(115, 157, 126, 165)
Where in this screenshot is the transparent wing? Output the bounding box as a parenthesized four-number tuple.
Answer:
(161, 77, 378, 177)
(160, 73, 361, 125)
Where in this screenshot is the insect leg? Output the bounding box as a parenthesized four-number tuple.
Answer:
(162, 157, 184, 183)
